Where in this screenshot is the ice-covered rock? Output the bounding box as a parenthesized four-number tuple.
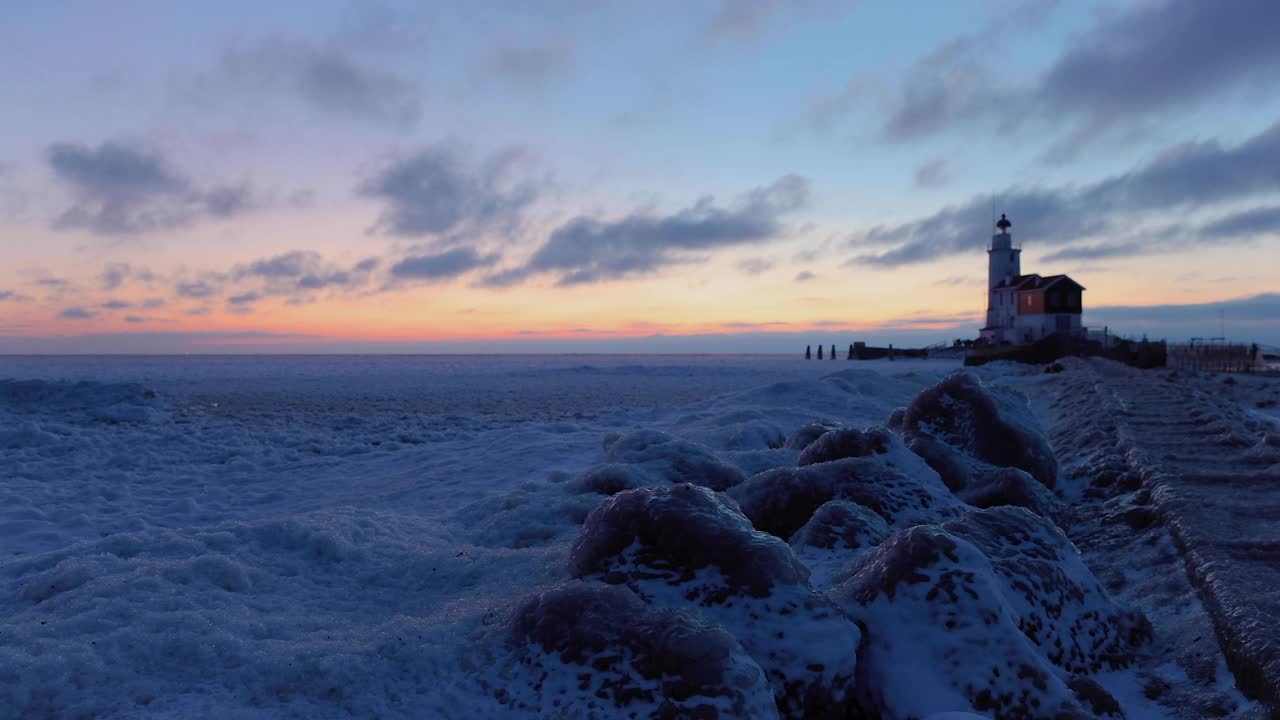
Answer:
(783, 422, 838, 450)
(728, 455, 963, 541)
(796, 426, 892, 466)
(508, 581, 779, 719)
(788, 500, 890, 590)
(788, 500, 890, 552)
(569, 483, 860, 719)
(828, 524, 1089, 719)
(574, 429, 746, 494)
(940, 507, 1151, 674)
(827, 507, 1150, 719)
(901, 372, 1057, 490)
(957, 467, 1065, 522)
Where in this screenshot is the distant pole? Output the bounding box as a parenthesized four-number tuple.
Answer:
(847, 344, 854, 360)
(805, 345, 811, 360)
(818, 345, 824, 360)
(831, 344, 836, 360)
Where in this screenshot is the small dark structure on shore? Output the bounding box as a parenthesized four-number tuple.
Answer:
(803, 341, 931, 360)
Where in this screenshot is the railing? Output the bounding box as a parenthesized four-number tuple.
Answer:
(1167, 342, 1264, 373)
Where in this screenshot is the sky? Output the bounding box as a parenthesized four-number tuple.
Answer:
(1, 0, 1279, 353)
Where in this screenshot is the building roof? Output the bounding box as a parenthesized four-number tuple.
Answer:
(1026, 274, 1086, 292)
(994, 273, 1086, 292)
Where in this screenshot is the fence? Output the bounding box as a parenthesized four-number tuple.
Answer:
(1167, 342, 1265, 373)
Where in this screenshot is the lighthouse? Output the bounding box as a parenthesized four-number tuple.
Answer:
(988, 214, 1019, 291)
(979, 213, 1086, 344)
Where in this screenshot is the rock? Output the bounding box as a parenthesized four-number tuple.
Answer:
(906, 432, 972, 492)
(789, 500, 890, 552)
(574, 429, 747, 495)
(797, 427, 893, 466)
(570, 484, 861, 719)
(827, 508, 1150, 719)
(957, 467, 1065, 522)
(727, 455, 962, 542)
(1067, 677, 1123, 718)
(902, 372, 1058, 489)
(788, 499, 891, 591)
(827, 524, 1090, 719)
(509, 581, 779, 719)
(940, 508, 1152, 675)
(783, 422, 837, 450)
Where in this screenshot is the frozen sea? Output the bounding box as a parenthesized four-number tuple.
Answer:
(0, 354, 959, 719)
(4, 354, 1272, 719)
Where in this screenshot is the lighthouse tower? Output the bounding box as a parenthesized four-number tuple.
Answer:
(988, 214, 1019, 290)
(983, 214, 1021, 341)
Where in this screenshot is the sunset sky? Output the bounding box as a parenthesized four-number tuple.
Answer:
(2, 0, 1279, 352)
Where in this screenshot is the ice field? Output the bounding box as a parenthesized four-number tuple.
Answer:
(2, 354, 1277, 719)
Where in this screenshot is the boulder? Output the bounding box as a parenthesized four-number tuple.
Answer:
(570, 484, 861, 719)
(509, 581, 779, 719)
(901, 372, 1057, 489)
(575, 430, 746, 495)
(728, 456, 962, 542)
(797, 427, 893, 467)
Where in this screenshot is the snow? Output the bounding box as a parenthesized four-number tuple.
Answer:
(1, 353, 1270, 719)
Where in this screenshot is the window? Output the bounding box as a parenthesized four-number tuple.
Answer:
(1025, 296, 1032, 306)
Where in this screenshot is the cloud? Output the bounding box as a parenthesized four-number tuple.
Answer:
(124, 315, 147, 323)
(794, 270, 816, 282)
(389, 247, 499, 283)
(198, 41, 422, 128)
(233, 250, 318, 280)
(101, 262, 154, 290)
(361, 144, 542, 240)
(100, 300, 132, 310)
(229, 251, 377, 296)
(175, 280, 219, 299)
(913, 159, 949, 188)
(850, 120, 1280, 267)
(0, 330, 322, 354)
(0, 290, 31, 302)
(497, 174, 809, 286)
(932, 275, 979, 286)
(883, 35, 991, 142)
(59, 307, 96, 319)
(879, 0, 1280, 152)
(46, 141, 257, 235)
(227, 292, 261, 306)
(474, 43, 575, 90)
(698, 0, 844, 45)
(737, 257, 773, 274)
(1200, 205, 1280, 239)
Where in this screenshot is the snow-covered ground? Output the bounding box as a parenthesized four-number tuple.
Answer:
(1, 354, 1274, 719)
